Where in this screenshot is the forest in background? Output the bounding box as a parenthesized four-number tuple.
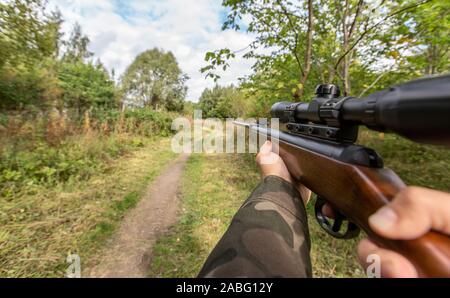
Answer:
(0, 0, 191, 199)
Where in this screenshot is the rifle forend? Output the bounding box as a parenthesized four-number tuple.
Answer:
(272, 74, 450, 146)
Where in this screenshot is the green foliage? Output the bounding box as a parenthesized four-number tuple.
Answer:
(182, 101, 196, 116)
(402, 1, 450, 75)
(197, 85, 248, 118)
(121, 48, 188, 112)
(62, 22, 94, 63)
(0, 0, 60, 69)
(0, 138, 177, 277)
(0, 0, 63, 111)
(58, 61, 117, 113)
(0, 1, 119, 113)
(0, 107, 176, 197)
(124, 108, 174, 136)
(0, 62, 61, 110)
(113, 192, 140, 212)
(203, 0, 449, 114)
(201, 49, 236, 81)
(0, 134, 128, 197)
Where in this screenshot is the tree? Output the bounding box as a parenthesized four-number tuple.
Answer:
(58, 61, 117, 115)
(0, 1, 120, 114)
(0, 0, 61, 69)
(396, 0, 450, 75)
(62, 23, 94, 63)
(202, 0, 435, 100)
(121, 48, 188, 111)
(202, 0, 315, 98)
(0, 0, 63, 111)
(198, 85, 247, 118)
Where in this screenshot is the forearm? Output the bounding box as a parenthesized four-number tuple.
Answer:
(198, 176, 312, 278)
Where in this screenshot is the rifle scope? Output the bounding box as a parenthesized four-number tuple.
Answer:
(272, 74, 450, 146)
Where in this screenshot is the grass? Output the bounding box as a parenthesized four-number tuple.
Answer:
(0, 137, 177, 277)
(149, 130, 449, 278)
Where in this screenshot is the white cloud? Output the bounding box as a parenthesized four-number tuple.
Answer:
(48, 0, 255, 102)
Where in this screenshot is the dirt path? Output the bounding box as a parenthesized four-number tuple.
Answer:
(85, 153, 189, 278)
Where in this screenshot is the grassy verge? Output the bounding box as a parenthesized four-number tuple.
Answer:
(149, 131, 449, 278)
(0, 137, 177, 277)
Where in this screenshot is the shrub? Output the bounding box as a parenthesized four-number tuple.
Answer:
(0, 107, 177, 197)
(123, 108, 173, 136)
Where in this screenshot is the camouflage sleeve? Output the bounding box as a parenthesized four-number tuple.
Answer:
(198, 175, 312, 278)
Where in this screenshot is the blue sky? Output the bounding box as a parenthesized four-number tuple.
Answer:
(48, 0, 255, 101)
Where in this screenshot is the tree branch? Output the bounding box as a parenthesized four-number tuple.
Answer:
(295, 0, 314, 99)
(277, 0, 304, 77)
(348, 0, 364, 39)
(334, 0, 434, 71)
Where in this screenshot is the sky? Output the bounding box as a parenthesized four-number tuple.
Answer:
(47, 0, 255, 102)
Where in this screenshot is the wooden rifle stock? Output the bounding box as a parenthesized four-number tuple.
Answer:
(276, 139, 450, 277)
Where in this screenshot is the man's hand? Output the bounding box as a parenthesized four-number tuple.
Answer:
(256, 141, 312, 205)
(358, 187, 450, 278)
(256, 141, 450, 278)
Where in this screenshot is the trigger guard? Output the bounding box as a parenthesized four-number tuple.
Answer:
(314, 196, 360, 240)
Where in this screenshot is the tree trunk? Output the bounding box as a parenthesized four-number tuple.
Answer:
(341, 0, 350, 96)
(294, 0, 314, 100)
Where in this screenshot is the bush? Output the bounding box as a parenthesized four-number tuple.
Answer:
(0, 64, 61, 111)
(0, 107, 177, 197)
(57, 61, 117, 115)
(123, 108, 174, 136)
(0, 133, 130, 197)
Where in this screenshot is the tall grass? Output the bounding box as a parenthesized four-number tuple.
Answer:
(0, 108, 175, 198)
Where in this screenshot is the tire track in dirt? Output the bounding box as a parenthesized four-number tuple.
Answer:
(85, 153, 189, 278)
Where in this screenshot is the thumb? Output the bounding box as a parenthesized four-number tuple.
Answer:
(257, 141, 279, 166)
(369, 187, 450, 240)
(259, 141, 273, 155)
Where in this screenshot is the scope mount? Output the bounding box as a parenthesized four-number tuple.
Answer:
(285, 121, 359, 144)
(283, 85, 359, 144)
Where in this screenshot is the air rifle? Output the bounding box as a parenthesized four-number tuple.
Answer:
(236, 74, 450, 277)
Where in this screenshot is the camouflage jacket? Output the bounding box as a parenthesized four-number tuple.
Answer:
(198, 176, 312, 278)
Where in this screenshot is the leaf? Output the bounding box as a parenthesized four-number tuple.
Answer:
(388, 51, 400, 59)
